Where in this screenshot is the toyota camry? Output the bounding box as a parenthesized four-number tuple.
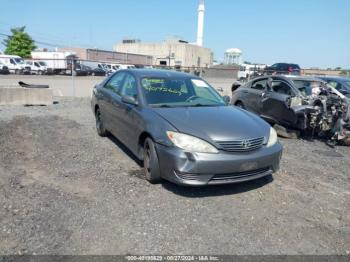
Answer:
(91, 69, 283, 186)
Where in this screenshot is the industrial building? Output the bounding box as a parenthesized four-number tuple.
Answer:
(114, 39, 213, 68)
(58, 47, 153, 66)
(114, 0, 212, 68)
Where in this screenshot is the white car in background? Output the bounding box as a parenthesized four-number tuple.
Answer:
(25, 60, 48, 75)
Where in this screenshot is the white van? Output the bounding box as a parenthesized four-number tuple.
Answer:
(25, 60, 48, 75)
(0, 55, 30, 74)
(118, 64, 135, 69)
(238, 63, 266, 81)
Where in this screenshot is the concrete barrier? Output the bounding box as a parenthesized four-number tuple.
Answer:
(0, 87, 53, 106)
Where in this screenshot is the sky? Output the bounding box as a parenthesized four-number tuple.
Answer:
(0, 0, 349, 68)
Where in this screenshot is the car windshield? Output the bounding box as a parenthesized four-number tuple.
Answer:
(38, 62, 47, 66)
(14, 58, 24, 64)
(292, 80, 323, 96)
(141, 77, 225, 107)
(343, 81, 350, 89)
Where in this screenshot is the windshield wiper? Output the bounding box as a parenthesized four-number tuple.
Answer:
(153, 104, 174, 108)
(190, 104, 219, 107)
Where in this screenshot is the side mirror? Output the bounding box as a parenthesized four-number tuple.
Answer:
(122, 96, 138, 106)
(222, 95, 231, 105)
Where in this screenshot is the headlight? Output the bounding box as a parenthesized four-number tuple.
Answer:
(166, 131, 219, 154)
(267, 127, 278, 147)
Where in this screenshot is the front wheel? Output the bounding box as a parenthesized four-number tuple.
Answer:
(143, 138, 161, 184)
(95, 108, 107, 137)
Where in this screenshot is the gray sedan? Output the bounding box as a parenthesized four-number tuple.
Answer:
(91, 69, 282, 186)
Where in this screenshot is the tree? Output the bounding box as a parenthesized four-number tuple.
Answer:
(3, 26, 36, 58)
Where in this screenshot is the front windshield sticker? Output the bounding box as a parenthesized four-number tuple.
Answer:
(192, 79, 209, 88)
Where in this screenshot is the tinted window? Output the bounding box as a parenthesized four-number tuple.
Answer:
(279, 64, 288, 70)
(34, 62, 40, 67)
(251, 79, 267, 91)
(105, 72, 126, 95)
(290, 64, 300, 70)
(121, 74, 138, 98)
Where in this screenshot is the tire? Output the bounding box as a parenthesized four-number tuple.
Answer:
(95, 108, 107, 137)
(235, 102, 245, 109)
(143, 138, 161, 184)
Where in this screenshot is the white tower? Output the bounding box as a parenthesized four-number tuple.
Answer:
(196, 0, 205, 47)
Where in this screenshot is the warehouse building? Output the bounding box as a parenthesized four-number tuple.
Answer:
(114, 39, 213, 68)
(58, 47, 153, 66)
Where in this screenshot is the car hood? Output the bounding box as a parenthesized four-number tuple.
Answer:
(153, 106, 270, 142)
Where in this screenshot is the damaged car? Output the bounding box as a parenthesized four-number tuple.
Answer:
(231, 75, 350, 146)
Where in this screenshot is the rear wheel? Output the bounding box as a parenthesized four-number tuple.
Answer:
(95, 108, 107, 137)
(143, 138, 161, 184)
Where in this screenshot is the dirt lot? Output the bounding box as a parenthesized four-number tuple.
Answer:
(0, 98, 349, 255)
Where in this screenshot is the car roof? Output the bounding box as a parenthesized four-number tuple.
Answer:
(318, 76, 350, 81)
(126, 69, 199, 79)
(283, 75, 324, 82)
(249, 75, 324, 84)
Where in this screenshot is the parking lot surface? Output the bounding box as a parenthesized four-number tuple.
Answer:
(0, 98, 349, 255)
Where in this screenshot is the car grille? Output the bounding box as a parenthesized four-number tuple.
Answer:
(210, 167, 271, 183)
(215, 137, 265, 152)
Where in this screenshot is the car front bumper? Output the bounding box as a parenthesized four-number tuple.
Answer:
(156, 143, 283, 186)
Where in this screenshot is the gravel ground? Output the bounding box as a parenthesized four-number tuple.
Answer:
(0, 98, 349, 255)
